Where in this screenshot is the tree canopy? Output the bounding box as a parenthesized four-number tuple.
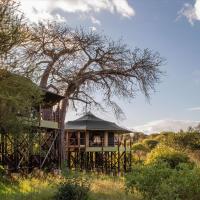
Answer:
(0, 69, 42, 133)
(0, 0, 25, 57)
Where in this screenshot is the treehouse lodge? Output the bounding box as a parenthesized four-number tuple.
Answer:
(0, 86, 133, 174)
(65, 112, 132, 174)
(0, 89, 64, 172)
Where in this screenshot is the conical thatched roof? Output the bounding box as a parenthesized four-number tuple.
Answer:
(65, 112, 130, 133)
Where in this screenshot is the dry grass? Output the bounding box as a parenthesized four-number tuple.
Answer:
(89, 176, 140, 200)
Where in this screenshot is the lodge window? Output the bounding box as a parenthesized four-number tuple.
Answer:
(80, 132, 85, 145)
(68, 132, 78, 146)
(89, 132, 104, 147)
(108, 132, 115, 146)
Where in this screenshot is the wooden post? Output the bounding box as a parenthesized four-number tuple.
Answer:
(66, 131, 69, 170)
(101, 135, 104, 173)
(124, 139, 127, 172)
(117, 133, 120, 176)
(78, 131, 80, 170)
(104, 132, 108, 147)
(129, 135, 132, 171)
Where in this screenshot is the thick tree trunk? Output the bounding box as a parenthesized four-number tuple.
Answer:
(59, 96, 69, 165)
(39, 66, 52, 88)
(39, 61, 57, 88)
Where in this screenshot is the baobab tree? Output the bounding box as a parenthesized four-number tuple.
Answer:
(20, 22, 164, 160)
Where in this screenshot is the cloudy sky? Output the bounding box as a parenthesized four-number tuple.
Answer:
(19, 0, 200, 134)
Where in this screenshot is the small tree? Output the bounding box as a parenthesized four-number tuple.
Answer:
(132, 143, 148, 161)
(0, 69, 42, 134)
(143, 139, 159, 150)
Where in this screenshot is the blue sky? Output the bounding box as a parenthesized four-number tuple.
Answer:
(19, 0, 200, 133)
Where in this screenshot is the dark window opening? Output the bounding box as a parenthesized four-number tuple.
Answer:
(108, 132, 115, 146)
(69, 132, 78, 146)
(80, 132, 85, 145)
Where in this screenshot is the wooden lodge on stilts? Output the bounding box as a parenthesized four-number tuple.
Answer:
(65, 112, 132, 175)
(0, 87, 133, 175)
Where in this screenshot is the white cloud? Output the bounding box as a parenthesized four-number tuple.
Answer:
(112, 0, 135, 18)
(179, 0, 200, 25)
(131, 119, 200, 134)
(19, 0, 135, 22)
(89, 26, 97, 32)
(90, 16, 101, 26)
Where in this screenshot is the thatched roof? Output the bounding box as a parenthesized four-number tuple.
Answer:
(65, 112, 130, 133)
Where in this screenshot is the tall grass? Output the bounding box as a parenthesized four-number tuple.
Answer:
(0, 174, 61, 200)
(89, 175, 140, 200)
(0, 172, 140, 200)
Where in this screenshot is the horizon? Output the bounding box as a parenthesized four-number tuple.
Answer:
(19, 0, 200, 134)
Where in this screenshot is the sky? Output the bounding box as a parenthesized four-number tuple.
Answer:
(18, 0, 200, 134)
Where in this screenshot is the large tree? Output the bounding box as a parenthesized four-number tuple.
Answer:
(19, 22, 164, 160)
(22, 23, 163, 118)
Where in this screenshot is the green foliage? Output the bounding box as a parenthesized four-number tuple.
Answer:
(54, 175, 90, 200)
(55, 183, 89, 200)
(126, 163, 200, 200)
(145, 145, 190, 168)
(162, 132, 200, 151)
(0, 0, 26, 56)
(0, 70, 43, 133)
(132, 143, 148, 162)
(0, 165, 5, 176)
(0, 172, 60, 200)
(143, 139, 159, 150)
(132, 143, 148, 152)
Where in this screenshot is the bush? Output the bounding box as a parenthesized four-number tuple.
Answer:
(55, 183, 89, 200)
(162, 132, 200, 151)
(145, 145, 190, 168)
(126, 163, 200, 200)
(0, 165, 5, 176)
(143, 139, 159, 150)
(54, 175, 90, 200)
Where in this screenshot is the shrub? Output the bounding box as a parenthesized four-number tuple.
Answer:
(145, 145, 190, 168)
(54, 175, 90, 200)
(162, 132, 200, 151)
(55, 183, 89, 200)
(143, 139, 159, 150)
(0, 165, 5, 176)
(125, 163, 200, 200)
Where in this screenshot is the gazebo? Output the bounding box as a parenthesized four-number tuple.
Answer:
(65, 112, 132, 173)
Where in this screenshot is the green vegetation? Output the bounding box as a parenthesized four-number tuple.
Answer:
(0, 69, 42, 134)
(126, 163, 200, 200)
(125, 130, 200, 200)
(132, 143, 148, 162)
(145, 144, 190, 168)
(142, 139, 159, 150)
(0, 170, 138, 200)
(0, 0, 26, 56)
